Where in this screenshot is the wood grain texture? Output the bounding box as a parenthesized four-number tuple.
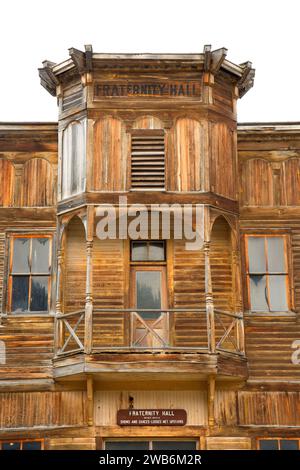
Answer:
(173, 118, 204, 191)
(0, 159, 14, 207)
(21, 158, 55, 207)
(64, 217, 86, 313)
(238, 391, 300, 426)
(210, 123, 235, 199)
(94, 390, 208, 426)
(0, 391, 87, 428)
(92, 117, 127, 191)
(206, 437, 251, 450)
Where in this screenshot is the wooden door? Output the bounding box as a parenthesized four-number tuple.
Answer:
(130, 266, 168, 348)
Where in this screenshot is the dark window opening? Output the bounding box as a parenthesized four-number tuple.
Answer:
(258, 438, 299, 450)
(1, 440, 43, 450)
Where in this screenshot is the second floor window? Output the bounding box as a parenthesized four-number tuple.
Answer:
(245, 235, 289, 312)
(131, 131, 165, 190)
(8, 235, 52, 313)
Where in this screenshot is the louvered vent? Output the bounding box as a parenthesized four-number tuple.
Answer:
(131, 132, 165, 189)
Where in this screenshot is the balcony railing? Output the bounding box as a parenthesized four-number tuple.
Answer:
(54, 308, 245, 358)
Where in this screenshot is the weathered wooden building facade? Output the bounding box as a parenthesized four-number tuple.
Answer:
(0, 46, 299, 450)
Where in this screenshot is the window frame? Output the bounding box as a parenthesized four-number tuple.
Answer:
(244, 233, 293, 314)
(257, 437, 300, 450)
(103, 438, 198, 450)
(6, 233, 53, 315)
(130, 240, 166, 263)
(0, 439, 44, 450)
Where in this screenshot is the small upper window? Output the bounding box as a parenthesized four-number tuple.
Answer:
(0, 440, 43, 450)
(8, 235, 52, 313)
(258, 438, 299, 450)
(131, 241, 165, 261)
(131, 131, 165, 190)
(246, 235, 289, 312)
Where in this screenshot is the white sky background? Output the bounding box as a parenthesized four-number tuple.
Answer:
(0, 0, 299, 123)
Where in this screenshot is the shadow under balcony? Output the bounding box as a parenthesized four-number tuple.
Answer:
(53, 308, 248, 384)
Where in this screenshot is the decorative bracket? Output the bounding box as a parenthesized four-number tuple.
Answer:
(38, 60, 58, 96)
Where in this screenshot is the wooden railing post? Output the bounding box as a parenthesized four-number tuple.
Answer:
(204, 241, 215, 353)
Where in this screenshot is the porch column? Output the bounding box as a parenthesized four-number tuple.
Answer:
(84, 206, 94, 354)
(232, 248, 245, 355)
(207, 374, 216, 427)
(54, 225, 65, 353)
(204, 241, 215, 353)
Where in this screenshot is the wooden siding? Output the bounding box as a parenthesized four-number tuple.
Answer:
(92, 117, 127, 191)
(132, 116, 164, 130)
(92, 239, 126, 347)
(211, 217, 233, 311)
(172, 118, 205, 191)
(211, 123, 235, 199)
(48, 437, 95, 450)
(64, 217, 86, 313)
(173, 240, 207, 348)
(238, 391, 300, 426)
(280, 158, 300, 205)
(0, 317, 53, 380)
(0, 391, 87, 428)
(0, 159, 14, 207)
(206, 437, 251, 450)
(0, 233, 5, 309)
(94, 390, 208, 426)
(241, 158, 274, 206)
(213, 73, 234, 113)
(21, 158, 55, 207)
(244, 315, 300, 381)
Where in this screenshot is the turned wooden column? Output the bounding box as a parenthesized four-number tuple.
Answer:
(207, 374, 216, 427)
(54, 229, 65, 354)
(84, 206, 94, 354)
(204, 241, 215, 353)
(232, 248, 245, 355)
(87, 375, 94, 426)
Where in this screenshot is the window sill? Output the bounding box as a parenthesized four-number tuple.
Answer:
(244, 311, 297, 318)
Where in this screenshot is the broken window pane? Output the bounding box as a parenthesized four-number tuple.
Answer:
(269, 275, 288, 311)
(12, 276, 29, 312)
(249, 275, 268, 311)
(32, 238, 49, 273)
(30, 276, 48, 311)
(12, 238, 30, 274)
(248, 237, 266, 273)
